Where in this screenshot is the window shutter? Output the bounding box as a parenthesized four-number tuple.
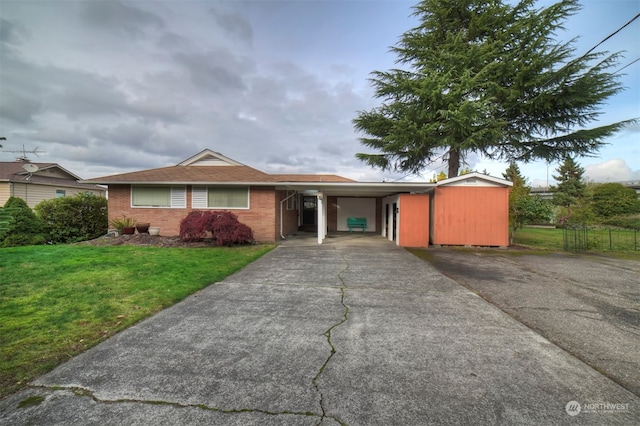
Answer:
(171, 187, 186, 207)
(192, 187, 207, 208)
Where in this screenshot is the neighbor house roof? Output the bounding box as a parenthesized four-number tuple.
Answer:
(0, 162, 67, 180)
(0, 161, 106, 191)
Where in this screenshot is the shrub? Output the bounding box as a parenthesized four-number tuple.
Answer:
(35, 193, 108, 244)
(1, 197, 46, 247)
(179, 211, 253, 246)
(601, 215, 640, 230)
(592, 183, 640, 219)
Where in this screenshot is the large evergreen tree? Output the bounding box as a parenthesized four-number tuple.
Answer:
(353, 0, 635, 177)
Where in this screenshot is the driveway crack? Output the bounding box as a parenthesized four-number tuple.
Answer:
(28, 385, 322, 419)
(311, 250, 350, 426)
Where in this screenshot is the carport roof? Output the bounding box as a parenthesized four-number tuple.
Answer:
(273, 181, 435, 197)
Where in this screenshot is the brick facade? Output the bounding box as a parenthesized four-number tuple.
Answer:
(108, 185, 299, 242)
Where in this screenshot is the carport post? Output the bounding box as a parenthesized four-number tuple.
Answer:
(317, 192, 324, 244)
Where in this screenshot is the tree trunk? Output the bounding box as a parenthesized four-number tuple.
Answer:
(447, 148, 460, 178)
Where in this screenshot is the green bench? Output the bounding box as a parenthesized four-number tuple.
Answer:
(347, 217, 367, 233)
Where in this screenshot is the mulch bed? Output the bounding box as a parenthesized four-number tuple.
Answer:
(76, 234, 214, 248)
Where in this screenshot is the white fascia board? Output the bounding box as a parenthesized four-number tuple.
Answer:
(436, 172, 513, 187)
(273, 182, 435, 191)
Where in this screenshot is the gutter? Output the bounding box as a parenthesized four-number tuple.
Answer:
(280, 191, 298, 240)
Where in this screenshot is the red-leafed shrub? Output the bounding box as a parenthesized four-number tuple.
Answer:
(179, 211, 254, 246)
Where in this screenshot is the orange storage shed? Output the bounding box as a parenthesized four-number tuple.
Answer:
(398, 193, 430, 247)
(431, 173, 511, 247)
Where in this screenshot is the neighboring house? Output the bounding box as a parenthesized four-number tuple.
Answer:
(0, 161, 107, 208)
(83, 149, 513, 247)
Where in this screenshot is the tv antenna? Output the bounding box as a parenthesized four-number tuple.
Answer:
(1, 145, 46, 161)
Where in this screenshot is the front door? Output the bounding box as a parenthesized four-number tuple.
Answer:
(302, 196, 317, 226)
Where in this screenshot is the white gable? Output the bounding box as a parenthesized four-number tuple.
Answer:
(437, 172, 513, 187)
(177, 149, 244, 167)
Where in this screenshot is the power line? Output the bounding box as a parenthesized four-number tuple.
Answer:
(538, 12, 640, 88)
(581, 12, 640, 58)
(612, 57, 640, 75)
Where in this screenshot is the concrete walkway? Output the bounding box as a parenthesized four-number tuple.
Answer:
(1, 234, 638, 425)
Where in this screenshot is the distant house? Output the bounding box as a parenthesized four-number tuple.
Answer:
(0, 161, 107, 208)
(83, 149, 512, 247)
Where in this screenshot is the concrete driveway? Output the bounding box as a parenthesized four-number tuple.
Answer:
(425, 247, 640, 397)
(1, 234, 638, 425)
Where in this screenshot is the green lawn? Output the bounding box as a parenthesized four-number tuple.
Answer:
(0, 243, 275, 399)
(513, 227, 565, 250)
(514, 226, 640, 255)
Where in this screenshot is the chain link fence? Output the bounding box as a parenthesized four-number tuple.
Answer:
(563, 226, 639, 252)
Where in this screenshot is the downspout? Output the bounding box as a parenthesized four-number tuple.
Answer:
(280, 191, 298, 240)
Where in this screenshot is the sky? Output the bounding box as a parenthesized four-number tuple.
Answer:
(1, 0, 638, 187)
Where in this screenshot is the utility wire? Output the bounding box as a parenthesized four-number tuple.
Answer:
(581, 12, 640, 58)
(542, 12, 640, 87)
(612, 57, 640, 75)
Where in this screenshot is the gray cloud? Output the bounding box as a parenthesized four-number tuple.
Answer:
(0, 89, 42, 124)
(209, 6, 253, 45)
(79, 0, 164, 38)
(173, 50, 251, 94)
(156, 31, 192, 51)
(0, 18, 29, 46)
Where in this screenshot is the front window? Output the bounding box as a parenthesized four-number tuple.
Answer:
(55, 189, 66, 198)
(132, 186, 186, 208)
(192, 187, 249, 209)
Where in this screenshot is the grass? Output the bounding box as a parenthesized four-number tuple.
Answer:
(513, 227, 565, 251)
(514, 226, 640, 256)
(0, 243, 275, 399)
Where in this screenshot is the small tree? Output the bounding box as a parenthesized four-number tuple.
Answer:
(35, 193, 108, 243)
(551, 156, 586, 224)
(591, 183, 640, 219)
(179, 211, 253, 246)
(1, 197, 46, 247)
(503, 163, 552, 244)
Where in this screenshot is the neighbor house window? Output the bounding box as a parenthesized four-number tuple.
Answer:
(192, 186, 249, 209)
(132, 186, 186, 208)
(55, 189, 66, 198)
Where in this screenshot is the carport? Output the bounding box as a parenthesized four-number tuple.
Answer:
(276, 181, 436, 246)
(276, 172, 512, 248)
